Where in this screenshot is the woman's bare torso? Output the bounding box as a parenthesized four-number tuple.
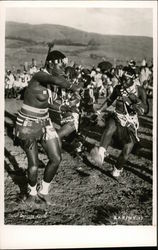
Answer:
(24, 79, 49, 109)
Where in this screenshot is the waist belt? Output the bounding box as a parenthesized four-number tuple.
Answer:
(21, 103, 48, 118)
(115, 106, 140, 141)
(16, 111, 50, 127)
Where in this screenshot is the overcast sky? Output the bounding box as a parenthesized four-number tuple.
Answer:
(6, 7, 153, 37)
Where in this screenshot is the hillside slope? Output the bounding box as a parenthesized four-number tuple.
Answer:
(6, 21, 152, 46)
(5, 21, 153, 69)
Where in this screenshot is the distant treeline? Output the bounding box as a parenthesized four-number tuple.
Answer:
(6, 36, 95, 47)
(6, 36, 39, 45)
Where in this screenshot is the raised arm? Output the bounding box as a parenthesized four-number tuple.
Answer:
(31, 71, 79, 92)
(97, 85, 120, 113)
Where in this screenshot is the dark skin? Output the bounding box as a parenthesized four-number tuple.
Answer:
(22, 67, 79, 187)
(49, 91, 81, 140)
(97, 77, 148, 169)
(99, 77, 148, 115)
(24, 71, 77, 108)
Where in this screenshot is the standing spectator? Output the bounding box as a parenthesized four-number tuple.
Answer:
(32, 58, 37, 67)
(5, 70, 15, 98)
(29, 65, 38, 76)
(24, 62, 29, 72)
(139, 59, 152, 87)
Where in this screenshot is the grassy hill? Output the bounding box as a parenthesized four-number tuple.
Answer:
(5, 21, 153, 70)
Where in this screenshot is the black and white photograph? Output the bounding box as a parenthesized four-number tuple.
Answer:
(0, 0, 157, 249)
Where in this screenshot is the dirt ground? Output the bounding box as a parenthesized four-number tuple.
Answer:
(4, 98, 153, 225)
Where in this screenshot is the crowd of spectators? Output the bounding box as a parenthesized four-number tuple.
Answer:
(5, 59, 39, 99)
(5, 58, 153, 104)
